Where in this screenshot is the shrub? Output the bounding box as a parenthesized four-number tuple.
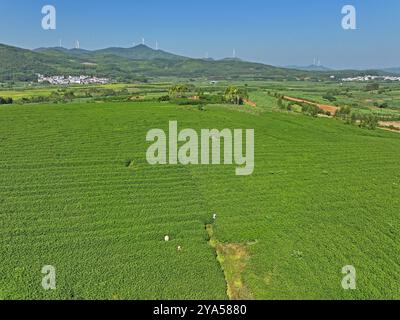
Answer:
(359, 114, 379, 130)
(158, 95, 170, 102)
(336, 106, 352, 119)
(277, 98, 284, 109)
(322, 94, 337, 102)
(379, 102, 389, 109)
(365, 83, 379, 91)
(301, 104, 320, 117)
(169, 84, 195, 98)
(0, 97, 13, 105)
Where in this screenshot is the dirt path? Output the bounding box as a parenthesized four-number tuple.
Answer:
(379, 121, 400, 133)
(379, 121, 400, 130)
(283, 96, 400, 133)
(243, 99, 257, 107)
(283, 96, 338, 115)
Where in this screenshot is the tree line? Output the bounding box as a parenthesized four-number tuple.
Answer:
(0, 97, 13, 105)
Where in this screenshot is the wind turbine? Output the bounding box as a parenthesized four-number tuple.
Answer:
(142, 38, 145, 45)
(233, 48, 236, 58)
(156, 41, 159, 50)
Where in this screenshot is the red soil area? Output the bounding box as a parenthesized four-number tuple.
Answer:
(243, 99, 257, 107)
(283, 96, 338, 115)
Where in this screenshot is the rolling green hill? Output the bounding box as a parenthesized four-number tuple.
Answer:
(35, 44, 189, 62)
(0, 42, 394, 83)
(93, 44, 189, 61)
(0, 43, 330, 83)
(0, 44, 65, 82)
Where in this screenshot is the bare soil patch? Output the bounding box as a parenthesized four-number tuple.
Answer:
(243, 99, 257, 107)
(283, 96, 338, 115)
(380, 121, 400, 130)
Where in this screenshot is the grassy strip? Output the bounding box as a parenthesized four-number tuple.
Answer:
(206, 224, 253, 300)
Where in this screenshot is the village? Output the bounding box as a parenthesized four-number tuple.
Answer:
(341, 75, 400, 82)
(37, 74, 110, 85)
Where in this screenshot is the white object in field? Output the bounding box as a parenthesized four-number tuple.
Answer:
(213, 214, 217, 220)
(164, 235, 170, 242)
(177, 246, 182, 252)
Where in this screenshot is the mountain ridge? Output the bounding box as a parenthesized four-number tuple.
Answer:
(0, 42, 395, 82)
(285, 64, 333, 72)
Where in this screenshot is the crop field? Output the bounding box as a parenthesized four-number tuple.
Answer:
(1, 93, 400, 299)
(0, 83, 169, 101)
(257, 81, 400, 115)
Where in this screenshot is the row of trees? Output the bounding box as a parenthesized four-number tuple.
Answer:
(165, 84, 249, 106)
(14, 87, 134, 105)
(0, 97, 13, 105)
(277, 97, 381, 130)
(336, 106, 380, 129)
(373, 102, 389, 109)
(277, 98, 325, 117)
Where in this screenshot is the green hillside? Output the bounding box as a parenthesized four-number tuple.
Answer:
(1, 99, 399, 299)
(0, 44, 61, 82)
(0, 43, 321, 82)
(93, 44, 189, 61)
(1, 43, 395, 83)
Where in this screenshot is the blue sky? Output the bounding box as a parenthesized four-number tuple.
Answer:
(0, 0, 399, 69)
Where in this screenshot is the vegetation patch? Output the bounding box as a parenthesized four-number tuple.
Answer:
(206, 224, 253, 300)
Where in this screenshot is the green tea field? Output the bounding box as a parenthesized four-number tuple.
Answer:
(1, 99, 399, 299)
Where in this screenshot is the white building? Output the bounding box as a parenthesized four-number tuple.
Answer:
(37, 74, 110, 85)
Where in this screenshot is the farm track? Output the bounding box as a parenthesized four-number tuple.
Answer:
(283, 95, 339, 114)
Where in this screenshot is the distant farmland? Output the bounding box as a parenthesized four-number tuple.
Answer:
(1, 100, 400, 299)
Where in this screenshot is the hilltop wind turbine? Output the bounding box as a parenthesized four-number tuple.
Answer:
(59, 39, 62, 48)
(205, 52, 209, 59)
(156, 41, 159, 50)
(233, 48, 236, 58)
(142, 38, 145, 45)
(75, 40, 80, 49)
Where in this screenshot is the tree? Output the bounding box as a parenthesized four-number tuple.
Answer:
(301, 104, 320, 117)
(168, 84, 194, 99)
(379, 102, 389, 109)
(224, 86, 249, 105)
(0, 97, 13, 105)
(322, 93, 337, 102)
(63, 91, 75, 102)
(359, 114, 379, 130)
(336, 106, 352, 120)
(365, 83, 379, 92)
(277, 98, 284, 109)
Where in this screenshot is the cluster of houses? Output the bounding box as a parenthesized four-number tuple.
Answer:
(341, 75, 400, 82)
(37, 74, 110, 85)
